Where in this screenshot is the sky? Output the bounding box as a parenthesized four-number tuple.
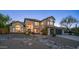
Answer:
(0, 10, 79, 27)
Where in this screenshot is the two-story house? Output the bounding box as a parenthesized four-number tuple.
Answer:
(9, 16, 55, 35)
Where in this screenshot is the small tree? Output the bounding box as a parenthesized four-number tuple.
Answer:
(60, 16, 78, 33)
(0, 13, 11, 34)
(0, 13, 11, 28)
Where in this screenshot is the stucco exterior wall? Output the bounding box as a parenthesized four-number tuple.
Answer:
(10, 16, 55, 34)
(10, 22, 25, 33)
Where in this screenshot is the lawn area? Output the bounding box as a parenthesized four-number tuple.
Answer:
(0, 34, 79, 49)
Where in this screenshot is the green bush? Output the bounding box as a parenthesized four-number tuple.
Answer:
(74, 32, 79, 36)
(41, 27, 48, 35)
(0, 28, 9, 34)
(72, 27, 79, 36)
(27, 29, 31, 35)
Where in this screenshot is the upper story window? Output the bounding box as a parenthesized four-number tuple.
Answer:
(50, 18, 54, 22)
(35, 22, 39, 26)
(28, 22, 32, 25)
(47, 21, 53, 25)
(47, 22, 50, 25)
(41, 22, 44, 25)
(50, 22, 53, 25)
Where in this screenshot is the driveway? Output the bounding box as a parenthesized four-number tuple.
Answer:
(57, 35, 79, 41)
(0, 34, 48, 49)
(0, 34, 79, 49)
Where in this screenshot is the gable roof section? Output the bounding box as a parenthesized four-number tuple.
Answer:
(10, 16, 55, 25)
(41, 16, 55, 21)
(9, 21, 24, 26)
(24, 18, 41, 22)
(24, 16, 55, 22)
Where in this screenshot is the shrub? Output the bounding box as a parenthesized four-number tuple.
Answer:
(41, 27, 48, 35)
(72, 27, 79, 36)
(74, 32, 79, 36)
(0, 28, 9, 34)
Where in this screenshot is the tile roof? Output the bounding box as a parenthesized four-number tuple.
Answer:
(41, 16, 55, 21)
(24, 18, 41, 22)
(10, 16, 55, 25)
(24, 16, 55, 22)
(9, 21, 24, 26)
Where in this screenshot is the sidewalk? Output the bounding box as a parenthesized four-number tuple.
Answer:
(57, 35, 79, 41)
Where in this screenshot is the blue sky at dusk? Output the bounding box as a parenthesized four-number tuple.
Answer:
(0, 10, 79, 27)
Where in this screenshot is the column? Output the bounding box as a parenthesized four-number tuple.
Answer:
(48, 28, 50, 35)
(62, 29, 64, 35)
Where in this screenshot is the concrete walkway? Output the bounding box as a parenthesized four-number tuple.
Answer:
(57, 35, 79, 41)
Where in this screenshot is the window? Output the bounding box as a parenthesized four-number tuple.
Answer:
(47, 21, 53, 25)
(35, 22, 39, 26)
(50, 22, 53, 25)
(50, 19, 54, 25)
(41, 22, 44, 25)
(34, 29, 39, 33)
(50, 18, 53, 22)
(13, 28, 15, 32)
(21, 28, 24, 32)
(34, 29, 37, 33)
(47, 22, 50, 25)
(15, 25, 21, 32)
(28, 22, 32, 25)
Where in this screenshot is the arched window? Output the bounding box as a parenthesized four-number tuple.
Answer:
(15, 25, 21, 32)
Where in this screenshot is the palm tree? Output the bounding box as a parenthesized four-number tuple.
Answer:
(60, 16, 78, 33)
